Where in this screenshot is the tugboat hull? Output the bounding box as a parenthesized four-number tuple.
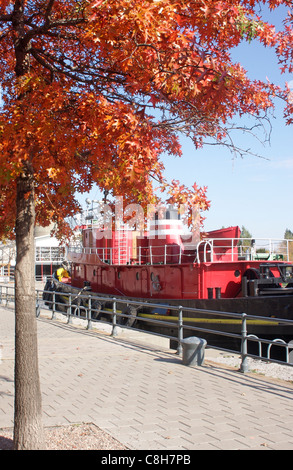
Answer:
(45, 219, 293, 350)
(44, 277, 293, 347)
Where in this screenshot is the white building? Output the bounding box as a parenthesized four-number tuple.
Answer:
(0, 225, 65, 281)
(34, 225, 65, 280)
(0, 242, 16, 281)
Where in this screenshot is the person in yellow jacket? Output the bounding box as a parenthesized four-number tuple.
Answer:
(56, 262, 70, 282)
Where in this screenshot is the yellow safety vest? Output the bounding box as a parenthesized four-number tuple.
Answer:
(56, 267, 70, 281)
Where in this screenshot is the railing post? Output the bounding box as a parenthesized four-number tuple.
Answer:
(35, 291, 40, 317)
(111, 298, 118, 337)
(52, 292, 56, 320)
(5, 286, 9, 307)
(240, 313, 249, 373)
(177, 306, 183, 355)
(67, 294, 72, 324)
(87, 295, 92, 330)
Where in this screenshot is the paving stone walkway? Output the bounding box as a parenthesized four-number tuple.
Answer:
(1, 305, 293, 450)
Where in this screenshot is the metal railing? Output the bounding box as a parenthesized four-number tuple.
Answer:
(2, 284, 293, 373)
(196, 237, 293, 263)
(68, 243, 196, 265)
(68, 237, 293, 265)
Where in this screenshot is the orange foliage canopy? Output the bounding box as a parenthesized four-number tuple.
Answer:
(0, 0, 292, 238)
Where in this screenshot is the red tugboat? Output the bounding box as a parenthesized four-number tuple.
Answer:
(47, 205, 293, 343)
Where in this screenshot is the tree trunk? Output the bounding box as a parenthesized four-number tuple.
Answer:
(13, 168, 45, 450)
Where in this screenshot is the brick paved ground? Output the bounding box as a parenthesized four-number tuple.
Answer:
(1, 304, 293, 450)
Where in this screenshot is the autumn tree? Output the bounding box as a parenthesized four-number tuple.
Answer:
(280, 229, 293, 261)
(239, 225, 253, 246)
(0, 0, 292, 449)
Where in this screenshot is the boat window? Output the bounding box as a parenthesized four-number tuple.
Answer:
(234, 270, 241, 278)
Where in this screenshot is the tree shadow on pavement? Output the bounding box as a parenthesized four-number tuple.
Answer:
(0, 433, 13, 450)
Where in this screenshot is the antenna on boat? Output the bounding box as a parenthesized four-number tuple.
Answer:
(103, 190, 109, 204)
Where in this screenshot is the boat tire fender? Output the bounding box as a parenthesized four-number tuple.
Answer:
(91, 300, 104, 320)
(43, 280, 55, 304)
(120, 305, 138, 327)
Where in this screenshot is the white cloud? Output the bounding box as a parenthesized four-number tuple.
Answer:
(270, 158, 293, 170)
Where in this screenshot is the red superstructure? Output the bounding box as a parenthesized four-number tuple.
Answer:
(67, 209, 293, 304)
(41, 206, 293, 345)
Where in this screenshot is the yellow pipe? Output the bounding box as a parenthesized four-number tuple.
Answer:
(57, 297, 279, 326)
(138, 313, 279, 326)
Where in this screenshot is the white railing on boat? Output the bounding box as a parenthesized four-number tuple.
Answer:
(68, 244, 193, 264)
(196, 238, 292, 263)
(68, 237, 293, 265)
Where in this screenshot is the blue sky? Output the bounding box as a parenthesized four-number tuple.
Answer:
(78, 4, 293, 240)
(160, 4, 293, 240)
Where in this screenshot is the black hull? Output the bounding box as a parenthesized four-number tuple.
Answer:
(44, 279, 293, 350)
(136, 296, 293, 355)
